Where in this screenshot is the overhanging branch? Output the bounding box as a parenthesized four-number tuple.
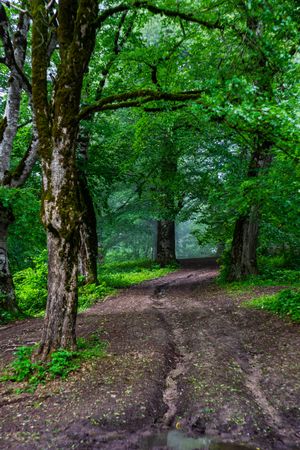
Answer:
(97, 1, 222, 30)
(78, 89, 203, 119)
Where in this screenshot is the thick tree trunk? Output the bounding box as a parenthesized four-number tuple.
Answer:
(31, 0, 98, 358)
(78, 171, 98, 285)
(0, 203, 17, 312)
(156, 220, 176, 267)
(227, 206, 259, 281)
(36, 129, 83, 360)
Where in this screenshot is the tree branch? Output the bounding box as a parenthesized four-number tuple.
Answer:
(0, 4, 32, 94)
(97, 1, 222, 30)
(4, 135, 39, 187)
(0, 0, 28, 15)
(78, 89, 203, 119)
(96, 11, 136, 100)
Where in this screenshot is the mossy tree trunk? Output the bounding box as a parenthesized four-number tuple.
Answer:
(227, 142, 272, 281)
(78, 170, 98, 285)
(31, 0, 98, 359)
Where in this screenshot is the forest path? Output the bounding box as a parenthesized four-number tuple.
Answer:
(0, 260, 300, 449)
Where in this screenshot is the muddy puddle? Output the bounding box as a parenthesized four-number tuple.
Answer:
(139, 430, 255, 450)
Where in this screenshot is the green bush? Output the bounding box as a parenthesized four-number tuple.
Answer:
(244, 289, 300, 322)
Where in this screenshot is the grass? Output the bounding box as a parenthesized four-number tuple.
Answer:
(219, 257, 300, 323)
(220, 267, 300, 295)
(98, 259, 177, 289)
(243, 288, 300, 323)
(0, 334, 108, 391)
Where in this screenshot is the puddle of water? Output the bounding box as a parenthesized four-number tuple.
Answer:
(139, 430, 254, 450)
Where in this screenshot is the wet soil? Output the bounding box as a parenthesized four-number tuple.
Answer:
(0, 259, 299, 449)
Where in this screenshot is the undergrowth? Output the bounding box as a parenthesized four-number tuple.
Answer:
(243, 289, 300, 323)
(1, 335, 107, 391)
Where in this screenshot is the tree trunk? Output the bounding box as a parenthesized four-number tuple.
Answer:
(227, 206, 259, 281)
(156, 220, 176, 266)
(0, 203, 18, 312)
(38, 229, 79, 359)
(227, 140, 273, 281)
(78, 171, 98, 285)
(31, 0, 98, 358)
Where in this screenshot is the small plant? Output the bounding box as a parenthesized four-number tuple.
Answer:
(1, 335, 108, 390)
(243, 289, 300, 322)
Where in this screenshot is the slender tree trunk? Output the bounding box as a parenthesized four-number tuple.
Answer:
(0, 8, 30, 314)
(0, 203, 17, 312)
(227, 206, 259, 281)
(156, 219, 176, 266)
(78, 171, 98, 285)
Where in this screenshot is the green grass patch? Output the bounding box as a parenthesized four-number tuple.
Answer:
(243, 288, 300, 323)
(98, 259, 177, 289)
(1, 334, 107, 391)
(220, 267, 300, 295)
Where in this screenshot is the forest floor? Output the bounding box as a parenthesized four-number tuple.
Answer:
(0, 259, 300, 450)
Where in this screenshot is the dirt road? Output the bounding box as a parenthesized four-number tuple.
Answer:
(0, 260, 300, 449)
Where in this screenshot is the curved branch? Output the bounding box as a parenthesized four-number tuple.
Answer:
(97, 1, 222, 30)
(78, 89, 203, 119)
(4, 134, 39, 187)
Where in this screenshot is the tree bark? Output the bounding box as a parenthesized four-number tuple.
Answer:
(156, 219, 176, 266)
(0, 203, 17, 312)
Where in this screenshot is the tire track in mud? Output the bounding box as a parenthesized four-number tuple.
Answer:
(148, 269, 300, 449)
(150, 276, 195, 428)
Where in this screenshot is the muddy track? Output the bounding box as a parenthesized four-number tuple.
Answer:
(0, 261, 300, 449)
